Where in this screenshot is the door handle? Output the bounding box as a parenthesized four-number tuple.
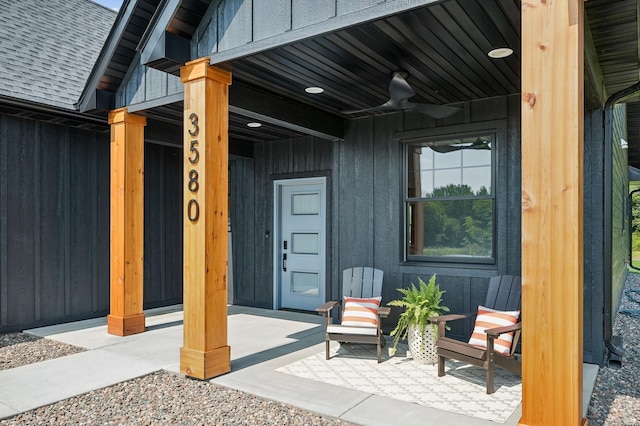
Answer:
(282, 253, 287, 271)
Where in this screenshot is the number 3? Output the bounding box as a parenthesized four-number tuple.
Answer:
(188, 113, 199, 137)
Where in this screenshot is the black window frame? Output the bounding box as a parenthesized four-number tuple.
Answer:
(401, 129, 498, 265)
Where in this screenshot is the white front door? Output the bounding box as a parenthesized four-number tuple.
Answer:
(275, 178, 326, 311)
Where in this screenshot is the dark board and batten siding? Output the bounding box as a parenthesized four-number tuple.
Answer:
(0, 114, 110, 331)
(611, 104, 629, 318)
(116, 59, 182, 109)
(144, 144, 184, 307)
(0, 113, 183, 333)
(229, 93, 607, 363)
(581, 100, 630, 366)
(229, 95, 523, 338)
(584, 108, 605, 364)
(229, 136, 333, 308)
(333, 96, 522, 341)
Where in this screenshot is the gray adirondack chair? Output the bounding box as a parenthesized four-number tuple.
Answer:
(431, 275, 522, 394)
(316, 267, 389, 363)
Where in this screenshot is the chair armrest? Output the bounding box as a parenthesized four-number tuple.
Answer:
(429, 313, 473, 324)
(485, 322, 521, 338)
(316, 300, 339, 315)
(377, 306, 391, 319)
(430, 313, 474, 339)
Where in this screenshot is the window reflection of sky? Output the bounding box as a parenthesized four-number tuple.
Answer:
(414, 136, 492, 197)
(433, 169, 461, 191)
(463, 166, 491, 193)
(435, 150, 461, 168)
(463, 149, 491, 167)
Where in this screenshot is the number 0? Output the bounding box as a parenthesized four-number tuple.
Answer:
(187, 199, 200, 223)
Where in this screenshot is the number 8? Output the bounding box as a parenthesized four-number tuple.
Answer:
(188, 170, 199, 192)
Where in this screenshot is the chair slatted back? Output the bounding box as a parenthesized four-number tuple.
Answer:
(342, 267, 384, 299)
(484, 275, 522, 356)
(484, 275, 521, 312)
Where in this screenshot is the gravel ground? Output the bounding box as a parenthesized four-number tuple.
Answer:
(587, 272, 640, 425)
(0, 370, 354, 425)
(0, 336, 355, 425)
(0, 333, 84, 371)
(1, 274, 639, 425)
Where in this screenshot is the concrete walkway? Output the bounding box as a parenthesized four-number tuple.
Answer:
(0, 305, 598, 425)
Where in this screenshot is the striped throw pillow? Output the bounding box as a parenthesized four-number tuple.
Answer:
(341, 297, 382, 328)
(468, 305, 520, 355)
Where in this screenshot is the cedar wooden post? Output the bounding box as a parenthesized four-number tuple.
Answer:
(520, 1, 585, 424)
(107, 108, 146, 336)
(179, 58, 231, 379)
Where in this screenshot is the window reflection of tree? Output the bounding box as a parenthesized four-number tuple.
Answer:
(407, 137, 493, 259)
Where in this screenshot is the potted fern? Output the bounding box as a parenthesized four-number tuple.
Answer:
(388, 274, 448, 364)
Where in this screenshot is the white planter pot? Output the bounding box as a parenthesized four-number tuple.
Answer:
(407, 323, 438, 364)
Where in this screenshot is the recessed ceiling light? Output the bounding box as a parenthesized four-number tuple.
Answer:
(488, 48, 513, 59)
(247, 122, 262, 128)
(305, 86, 324, 94)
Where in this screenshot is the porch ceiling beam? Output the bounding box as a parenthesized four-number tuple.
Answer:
(141, 31, 191, 74)
(127, 92, 184, 114)
(145, 118, 182, 147)
(137, 0, 179, 55)
(125, 82, 344, 141)
(79, 89, 116, 113)
(520, 0, 585, 424)
(229, 81, 344, 142)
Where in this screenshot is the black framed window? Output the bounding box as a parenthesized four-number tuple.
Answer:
(405, 133, 495, 263)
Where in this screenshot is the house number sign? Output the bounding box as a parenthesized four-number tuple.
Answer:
(186, 112, 200, 223)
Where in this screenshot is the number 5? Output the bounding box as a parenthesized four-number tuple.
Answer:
(188, 140, 199, 164)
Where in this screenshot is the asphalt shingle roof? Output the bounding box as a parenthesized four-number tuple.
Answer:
(0, 0, 116, 110)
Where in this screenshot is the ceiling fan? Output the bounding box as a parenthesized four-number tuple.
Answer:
(341, 71, 461, 119)
(430, 137, 491, 153)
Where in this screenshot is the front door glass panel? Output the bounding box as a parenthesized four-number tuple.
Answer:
(292, 233, 319, 254)
(291, 272, 319, 296)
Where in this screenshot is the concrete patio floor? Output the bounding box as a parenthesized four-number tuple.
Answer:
(0, 305, 598, 425)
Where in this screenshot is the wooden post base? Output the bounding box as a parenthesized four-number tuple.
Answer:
(520, 418, 588, 426)
(107, 313, 146, 336)
(180, 346, 231, 379)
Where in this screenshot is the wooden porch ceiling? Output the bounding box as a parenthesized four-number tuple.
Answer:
(219, 0, 639, 165)
(223, 0, 521, 117)
(85, 0, 639, 163)
(586, 0, 639, 96)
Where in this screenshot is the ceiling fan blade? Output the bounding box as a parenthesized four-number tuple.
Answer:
(431, 143, 489, 153)
(430, 145, 462, 153)
(430, 138, 491, 153)
(409, 103, 461, 119)
(341, 101, 395, 114)
(388, 72, 415, 106)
